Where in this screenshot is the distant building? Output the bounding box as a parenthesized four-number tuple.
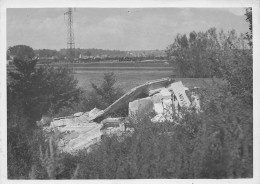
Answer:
(100, 54, 108, 59)
(79, 54, 95, 60)
(39, 56, 56, 60)
(38, 55, 58, 64)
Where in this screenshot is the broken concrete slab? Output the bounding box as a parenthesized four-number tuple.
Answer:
(168, 81, 191, 108)
(151, 93, 163, 103)
(48, 108, 105, 153)
(148, 87, 164, 96)
(89, 108, 104, 120)
(50, 112, 90, 130)
(129, 96, 154, 118)
(101, 117, 125, 130)
(154, 102, 164, 114)
(149, 87, 171, 96)
(92, 78, 174, 121)
(73, 112, 84, 117)
(61, 123, 102, 154)
(159, 88, 172, 99)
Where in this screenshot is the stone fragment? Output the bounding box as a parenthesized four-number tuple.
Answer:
(73, 112, 84, 117)
(159, 88, 171, 99)
(101, 117, 126, 131)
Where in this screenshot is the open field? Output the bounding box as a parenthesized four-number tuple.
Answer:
(7, 61, 173, 71)
(22, 62, 220, 92)
(7, 61, 219, 92)
(74, 70, 220, 92)
(75, 70, 173, 92)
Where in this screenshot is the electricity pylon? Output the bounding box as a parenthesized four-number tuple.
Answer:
(64, 8, 75, 63)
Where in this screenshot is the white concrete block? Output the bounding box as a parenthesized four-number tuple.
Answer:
(129, 97, 154, 118)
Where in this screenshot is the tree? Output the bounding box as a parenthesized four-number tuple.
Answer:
(7, 45, 83, 178)
(8, 45, 35, 60)
(86, 50, 92, 57)
(167, 28, 221, 77)
(8, 45, 82, 125)
(37, 66, 82, 115)
(91, 72, 124, 110)
(8, 56, 39, 126)
(245, 7, 252, 47)
(166, 28, 250, 78)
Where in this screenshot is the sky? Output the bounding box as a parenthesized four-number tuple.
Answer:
(7, 8, 250, 51)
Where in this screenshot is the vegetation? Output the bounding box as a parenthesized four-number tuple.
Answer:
(90, 72, 124, 109)
(53, 72, 124, 118)
(23, 91, 253, 179)
(34, 49, 60, 58)
(7, 49, 82, 178)
(166, 28, 250, 78)
(7, 45, 35, 60)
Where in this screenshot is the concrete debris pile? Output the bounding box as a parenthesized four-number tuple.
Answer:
(47, 78, 201, 154)
(49, 108, 103, 153)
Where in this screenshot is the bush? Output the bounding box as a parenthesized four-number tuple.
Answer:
(90, 72, 124, 110)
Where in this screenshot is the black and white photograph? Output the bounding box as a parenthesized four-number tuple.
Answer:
(0, 0, 259, 182)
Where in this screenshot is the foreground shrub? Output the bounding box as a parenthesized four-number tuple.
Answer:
(10, 82, 252, 179)
(53, 87, 252, 179)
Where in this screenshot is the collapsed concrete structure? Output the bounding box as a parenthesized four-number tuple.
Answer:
(48, 78, 200, 154)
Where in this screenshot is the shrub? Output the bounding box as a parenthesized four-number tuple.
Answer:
(55, 87, 251, 179)
(90, 72, 124, 110)
(36, 65, 82, 116)
(9, 80, 252, 179)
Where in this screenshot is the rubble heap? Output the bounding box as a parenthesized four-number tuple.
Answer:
(47, 78, 200, 154)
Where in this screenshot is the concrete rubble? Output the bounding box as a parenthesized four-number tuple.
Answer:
(46, 78, 201, 154)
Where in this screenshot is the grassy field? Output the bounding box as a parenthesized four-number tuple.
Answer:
(8, 61, 218, 92)
(75, 70, 174, 92)
(66, 61, 175, 91)
(74, 70, 219, 92)
(7, 61, 173, 70)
